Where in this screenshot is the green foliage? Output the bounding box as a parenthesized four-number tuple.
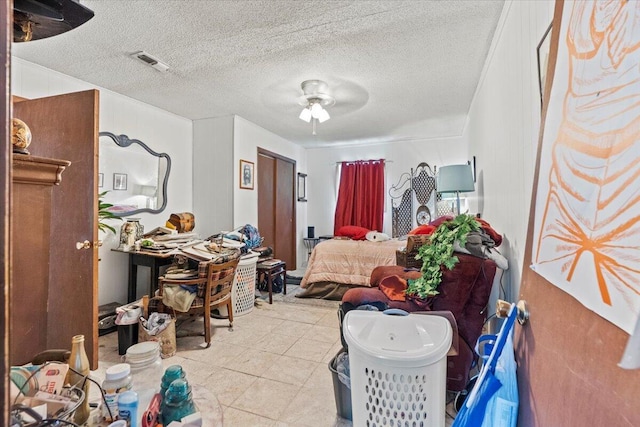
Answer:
(406, 214, 480, 299)
(98, 191, 122, 234)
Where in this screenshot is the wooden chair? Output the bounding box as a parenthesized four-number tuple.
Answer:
(157, 257, 239, 348)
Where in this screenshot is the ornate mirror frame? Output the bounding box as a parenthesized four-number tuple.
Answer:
(99, 131, 171, 216)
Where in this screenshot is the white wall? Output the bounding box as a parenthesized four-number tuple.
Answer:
(306, 137, 467, 240)
(464, 0, 555, 302)
(233, 116, 307, 268)
(193, 116, 234, 237)
(11, 58, 193, 306)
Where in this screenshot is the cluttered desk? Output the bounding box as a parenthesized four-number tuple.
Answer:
(112, 227, 201, 302)
(113, 224, 250, 302)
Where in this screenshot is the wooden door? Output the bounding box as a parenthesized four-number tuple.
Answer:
(13, 90, 99, 367)
(516, 1, 640, 425)
(1, 0, 10, 422)
(258, 149, 296, 269)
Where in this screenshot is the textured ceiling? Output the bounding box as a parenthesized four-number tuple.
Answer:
(12, 0, 504, 148)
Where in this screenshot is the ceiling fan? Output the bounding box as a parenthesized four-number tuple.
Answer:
(13, 0, 94, 42)
(297, 80, 336, 135)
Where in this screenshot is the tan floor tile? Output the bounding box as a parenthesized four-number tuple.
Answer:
(284, 338, 335, 362)
(304, 361, 335, 391)
(225, 348, 282, 376)
(180, 341, 248, 368)
(322, 341, 345, 364)
(239, 319, 286, 335)
(316, 311, 341, 328)
(216, 324, 271, 346)
(223, 406, 278, 427)
(301, 324, 341, 343)
(280, 381, 345, 426)
(253, 332, 299, 355)
(231, 377, 300, 420)
(261, 355, 320, 386)
(202, 367, 258, 406)
(273, 320, 314, 338)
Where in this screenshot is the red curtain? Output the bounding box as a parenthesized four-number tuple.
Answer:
(334, 159, 385, 233)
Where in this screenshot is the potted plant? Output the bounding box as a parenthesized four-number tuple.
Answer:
(99, 191, 122, 234)
(406, 214, 480, 299)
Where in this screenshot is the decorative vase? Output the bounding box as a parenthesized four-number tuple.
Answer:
(119, 218, 144, 250)
(11, 118, 32, 154)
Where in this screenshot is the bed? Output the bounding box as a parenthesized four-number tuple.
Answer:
(297, 238, 403, 300)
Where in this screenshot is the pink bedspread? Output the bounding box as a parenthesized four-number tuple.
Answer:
(300, 238, 402, 288)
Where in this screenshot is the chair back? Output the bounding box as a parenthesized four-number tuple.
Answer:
(201, 258, 240, 304)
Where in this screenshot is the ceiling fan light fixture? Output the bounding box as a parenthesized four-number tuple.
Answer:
(310, 102, 323, 118)
(297, 80, 335, 134)
(299, 107, 312, 123)
(317, 108, 330, 123)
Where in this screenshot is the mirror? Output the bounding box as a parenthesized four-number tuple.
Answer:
(99, 132, 171, 216)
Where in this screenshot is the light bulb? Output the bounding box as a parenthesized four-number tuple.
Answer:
(299, 107, 311, 123)
(310, 102, 323, 118)
(318, 108, 330, 123)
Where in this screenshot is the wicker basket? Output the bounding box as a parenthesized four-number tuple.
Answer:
(230, 255, 259, 316)
(396, 249, 423, 269)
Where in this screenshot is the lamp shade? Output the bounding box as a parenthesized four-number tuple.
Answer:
(437, 164, 475, 193)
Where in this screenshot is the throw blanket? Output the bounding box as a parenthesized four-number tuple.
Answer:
(300, 238, 401, 288)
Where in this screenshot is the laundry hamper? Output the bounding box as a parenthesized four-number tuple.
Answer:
(230, 253, 259, 316)
(343, 309, 452, 427)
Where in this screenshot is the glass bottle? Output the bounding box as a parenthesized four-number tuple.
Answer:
(160, 365, 186, 398)
(162, 379, 196, 425)
(67, 334, 91, 425)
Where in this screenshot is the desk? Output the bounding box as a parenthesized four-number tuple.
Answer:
(256, 260, 286, 304)
(112, 249, 174, 302)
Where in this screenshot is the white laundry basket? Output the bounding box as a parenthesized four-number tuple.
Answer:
(230, 253, 258, 316)
(343, 309, 452, 427)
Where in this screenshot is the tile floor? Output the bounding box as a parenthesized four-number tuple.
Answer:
(95, 291, 458, 426)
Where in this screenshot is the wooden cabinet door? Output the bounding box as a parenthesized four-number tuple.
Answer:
(13, 90, 99, 367)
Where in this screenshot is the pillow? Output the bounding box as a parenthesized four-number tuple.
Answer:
(335, 225, 370, 240)
(408, 224, 436, 235)
(365, 231, 391, 242)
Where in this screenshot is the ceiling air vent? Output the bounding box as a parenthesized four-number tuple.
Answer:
(131, 51, 169, 73)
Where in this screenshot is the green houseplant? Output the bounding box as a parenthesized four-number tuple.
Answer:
(98, 191, 122, 234)
(406, 214, 480, 299)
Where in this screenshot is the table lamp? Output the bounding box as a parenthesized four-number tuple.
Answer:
(437, 164, 475, 215)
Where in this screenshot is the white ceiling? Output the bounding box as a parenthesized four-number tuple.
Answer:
(12, 0, 504, 148)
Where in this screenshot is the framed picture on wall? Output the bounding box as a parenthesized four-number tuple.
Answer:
(98, 173, 104, 188)
(113, 173, 127, 190)
(298, 172, 307, 202)
(240, 159, 254, 190)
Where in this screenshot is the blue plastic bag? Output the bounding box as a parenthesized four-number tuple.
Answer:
(453, 304, 519, 427)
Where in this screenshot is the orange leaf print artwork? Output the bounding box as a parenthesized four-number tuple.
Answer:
(533, 0, 640, 334)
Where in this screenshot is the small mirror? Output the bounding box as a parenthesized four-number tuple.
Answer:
(99, 132, 171, 216)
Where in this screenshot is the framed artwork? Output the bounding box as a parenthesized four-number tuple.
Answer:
(240, 159, 254, 190)
(98, 173, 104, 188)
(113, 173, 128, 190)
(297, 172, 307, 202)
(537, 22, 553, 108)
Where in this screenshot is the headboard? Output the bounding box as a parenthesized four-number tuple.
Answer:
(388, 162, 438, 237)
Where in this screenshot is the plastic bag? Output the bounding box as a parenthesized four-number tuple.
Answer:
(479, 329, 518, 427)
(139, 313, 176, 358)
(336, 352, 351, 389)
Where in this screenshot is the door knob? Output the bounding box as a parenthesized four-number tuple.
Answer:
(76, 240, 92, 250)
(76, 240, 103, 250)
